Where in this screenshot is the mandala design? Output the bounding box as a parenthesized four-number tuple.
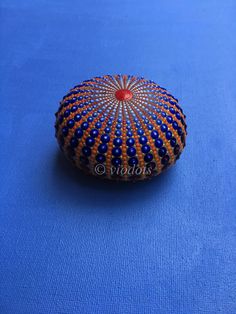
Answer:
(55, 74, 187, 181)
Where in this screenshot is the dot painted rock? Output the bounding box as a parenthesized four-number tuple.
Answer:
(55, 75, 187, 181)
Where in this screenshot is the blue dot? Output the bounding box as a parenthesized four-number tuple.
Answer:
(116, 123, 122, 129)
(176, 112, 181, 120)
(67, 119, 75, 128)
(87, 116, 93, 122)
(63, 101, 69, 108)
(161, 124, 167, 132)
(81, 122, 89, 130)
(82, 146, 91, 156)
(101, 134, 110, 143)
(144, 153, 153, 162)
(115, 130, 122, 136)
(128, 157, 138, 166)
(148, 124, 153, 130)
(74, 114, 81, 122)
(104, 127, 111, 133)
(172, 121, 178, 130)
(64, 110, 70, 118)
(127, 130, 133, 137)
(166, 116, 173, 123)
(112, 147, 122, 157)
(162, 155, 170, 165)
(169, 107, 175, 114)
(112, 158, 122, 167)
(98, 143, 108, 153)
(156, 119, 162, 125)
(71, 105, 78, 112)
(75, 127, 83, 138)
(139, 136, 147, 144)
(151, 130, 159, 139)
(70, 137, 78, 148)
(174, 144, 180, 155)
(141, 144, 150, 153)
(137, 129, 144, 135)
(166, 131, 172, 140)
(155, 138, 163, 148)
(86, 137, 95, 147)
(127, 147, 136, 157)
(178, 127, 182, 135)
(90, 129, 99, 138)
(95, 122, 102, 129)
(96, 154, 106, 163)
(62, 127, 68, 137)
(170, 137, 176, 147)
(113, 138, 122, 146)
(158, 147, 167, 157)
(126, 138, 135, 147)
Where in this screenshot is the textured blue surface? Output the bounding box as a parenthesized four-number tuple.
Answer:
(0, 1, 236, 313)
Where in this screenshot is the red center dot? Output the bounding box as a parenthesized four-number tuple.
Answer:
(115, 89, 133, 101)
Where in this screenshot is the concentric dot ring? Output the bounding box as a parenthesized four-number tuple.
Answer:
(55, 74, 187, 181)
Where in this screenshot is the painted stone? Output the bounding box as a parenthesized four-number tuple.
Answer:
(55, 75, 187, 181)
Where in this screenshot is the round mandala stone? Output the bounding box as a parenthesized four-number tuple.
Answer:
(55, 74, 187, 181)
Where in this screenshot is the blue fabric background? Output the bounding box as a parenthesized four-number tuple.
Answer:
(0, 1, 235, 313)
